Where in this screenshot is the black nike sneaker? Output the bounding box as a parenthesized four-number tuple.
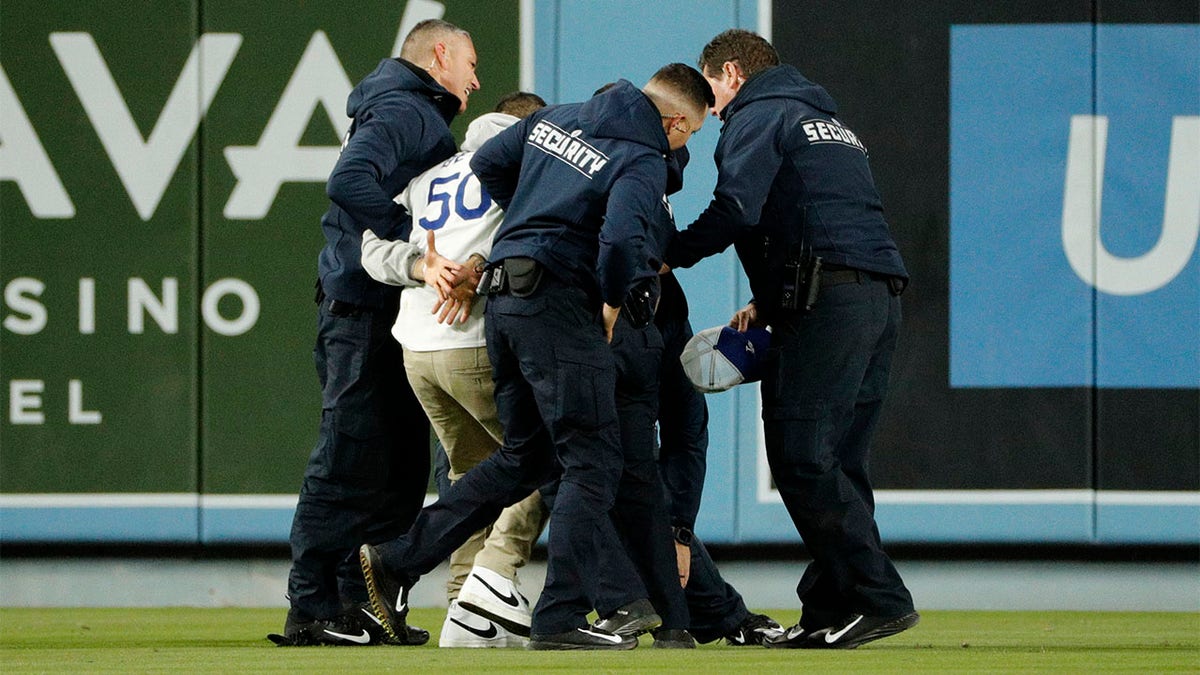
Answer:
(591, 599, 662, 637)
(267, 608, 324, 646)
(327, 602, 429, 646)
(527, 626, 638, 650)
(789, 611, 921, 649)
(762, 621, 809, 649)
(267, 603, 429, 647)
(359, 544, 427, 645)
(724, 612, 785, 646)
(321, 605, 381, 645)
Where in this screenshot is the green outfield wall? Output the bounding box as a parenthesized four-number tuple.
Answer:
(0, 1, 519, 498)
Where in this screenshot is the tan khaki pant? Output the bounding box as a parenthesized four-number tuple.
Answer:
(403, 346, 547, 599)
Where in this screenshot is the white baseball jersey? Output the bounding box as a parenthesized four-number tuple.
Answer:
(361, 112, 516, 351)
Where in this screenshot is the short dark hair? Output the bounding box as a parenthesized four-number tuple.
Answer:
(399, 19, 471, 62)
(699, 29, 779, 78)
(493, 91, 547, 118)
(650, 63, 715, 111)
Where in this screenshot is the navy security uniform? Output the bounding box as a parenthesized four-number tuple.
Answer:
(287, 58, 458, 622)
(602, 145, 690, 632)
(654, 149, 756, 641)
(664, 65, 915, 627)
(371, 80, 663, 635)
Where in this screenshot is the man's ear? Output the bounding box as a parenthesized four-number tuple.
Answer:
(724, 60, 744, 84)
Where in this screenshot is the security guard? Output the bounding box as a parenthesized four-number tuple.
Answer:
(358, 64, 716, 650)
(663, 29, 919, 649)
(595, 66, 715, 650)
(272, 19, 479, 647)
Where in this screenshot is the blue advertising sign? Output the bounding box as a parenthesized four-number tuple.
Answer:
(950, 24, 1199, 388)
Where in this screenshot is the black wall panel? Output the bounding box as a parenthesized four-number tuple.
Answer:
(771, 1, 1199, 491)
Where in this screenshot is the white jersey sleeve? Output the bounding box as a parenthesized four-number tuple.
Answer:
(360, 229, 422, 287)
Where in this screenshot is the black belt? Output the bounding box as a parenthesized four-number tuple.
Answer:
(820, 268, 865, 286)
(325, 299, 369, 317)
(314, 281, 371, 317)
(820, 265, 906, 295)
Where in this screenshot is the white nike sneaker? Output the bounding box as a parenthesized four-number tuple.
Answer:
(457, 566, 533, 637)
(438, 601, 528, 648)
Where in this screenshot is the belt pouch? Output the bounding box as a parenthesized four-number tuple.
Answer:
(506, 257, 543, 297)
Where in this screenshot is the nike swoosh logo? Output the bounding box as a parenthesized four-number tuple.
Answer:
(360, 607, 384, 626)
(825, 615, 863, 644)
(579, 628, 623, 644)
(786, 625, 805, 640)
(324, 628, 371, 644)
(473, 574, 521, 607)
(450, 617, 499, 639)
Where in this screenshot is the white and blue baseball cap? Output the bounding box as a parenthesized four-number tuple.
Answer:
(680, 326, 772, 393)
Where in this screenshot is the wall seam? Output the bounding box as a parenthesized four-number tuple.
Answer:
(194, 0, 207, 546)
(1088, 7, 1100, 543)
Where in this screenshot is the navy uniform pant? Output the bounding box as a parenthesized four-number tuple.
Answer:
(679, 535, 751, 642)
(374, 276, 646, 634)
(656, 313, 751, 641)
(287, 300, 431, 621)
(655, 312, 707, 536)
(606, 316, 690, 630)
(762, 273, 914, 627)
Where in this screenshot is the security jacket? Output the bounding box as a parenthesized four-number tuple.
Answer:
(471, 80, 668, 308)
(663, 64, 907, 315)
(318, 58, 460, 309)
(649, 147, 691, 326)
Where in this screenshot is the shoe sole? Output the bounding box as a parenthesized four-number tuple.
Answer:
(728, 637, 772, 646)
(437, 632, 527, 649)
(359, 545, 403, 644)
(762, 630, 808, 649)
(727, 630, 780, 647)
(438, 638, 511, 648)
(266, 633, 311, 647)
(527, 639, 637, 651)
(651, 640, 695, 649)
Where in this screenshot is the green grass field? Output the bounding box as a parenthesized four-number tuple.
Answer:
(2, 608, 1197, 672)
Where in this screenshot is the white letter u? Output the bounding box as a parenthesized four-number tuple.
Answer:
(1062, 115, 1200, 296)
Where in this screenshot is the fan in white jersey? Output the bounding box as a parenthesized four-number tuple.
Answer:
(360, 93, 551, 649)
(361, 109, 519, 346)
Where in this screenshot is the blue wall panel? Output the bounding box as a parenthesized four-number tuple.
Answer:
(1, 500, 198, 543)
(949, 25, 1095, 388)
(533, 0, 760, 542)
(1096, 499, 1200, 544)
(1093, 25, 1199, 388)
(950, 24, 1199, 389)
